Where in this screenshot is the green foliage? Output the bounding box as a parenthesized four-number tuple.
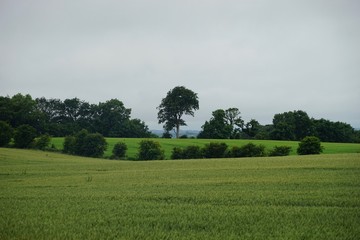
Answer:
(269, 145, 292, 156)
(198, 109, 236, 139)
(297, 136, 323, 155)
(63, 135, 76, 154)
(183, 145, 203, 159)
(172, 145, 203, 160)
(112, 142, 127, 159)
(81, 133, 108, 158)
(14, 124, 37, 148)
(157, 86, 199, 138)
(313, 118, 357, 143)
(203, 142, 228, 158)
(137, 140, 165, 160)
(0, 121, 13, 147)
(171, 147, 184, 159)
(62, 130, 107, 158)
(33, 134, 51, 150)
(231, 143, 266, 158)
(271, 110, 313, 141)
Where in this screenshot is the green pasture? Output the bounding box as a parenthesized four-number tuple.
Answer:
(51, 137, 360, 159)
(1, 148, 359, 239)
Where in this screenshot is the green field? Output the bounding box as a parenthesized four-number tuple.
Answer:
(51, 137, 360, 159)
(1, 148, 359, 239)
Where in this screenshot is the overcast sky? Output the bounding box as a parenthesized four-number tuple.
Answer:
(1, 0, 359, 130)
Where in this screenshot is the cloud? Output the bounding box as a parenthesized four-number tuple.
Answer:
(1, 0, 359, 129)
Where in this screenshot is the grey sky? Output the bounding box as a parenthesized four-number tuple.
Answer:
(1, 0, 359, 129)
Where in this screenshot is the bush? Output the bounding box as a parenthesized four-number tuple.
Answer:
(269, 146, 292, 156)
(183, 145, 203, 159)
(297, 136, 323, 155)
(138, 140, 164, 160)
(0, 121, 13, 147)
(112, 142, 127, 159)
(14, 124, 37, 148)
(230, 146, 243, 158)
(81, 133, 107, 158)
(231, 143, 266, 158)
(33, 134, 51, 150)
(203, 142, 228, 158)
(171, 147, 184, 160)
(62, 130, 107, 158)
(63, 135, 76, 154)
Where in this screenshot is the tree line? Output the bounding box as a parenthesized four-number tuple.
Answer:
(1, 90, 359, 144)
(0, 93, 153, 138)
(197, 108, 359, 143)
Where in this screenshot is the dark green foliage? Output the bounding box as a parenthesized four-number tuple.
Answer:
(62, 130, 107, 158)
(14, 124, 37, 148)
(229, 146, 242, 158)
(198, 109, 236, 139)
(269, 145, 292, 156)
(297, 136, 323, 155)
(112, 142, 127, 159)
(313, 119, 356, 143)
(231, 143, 266, 158)
(0, 121, 13, 147)
(157, 86, 199, 138)
(162, 131, 172, 138)
(81, 133, 108, 158)
(183, 145, 203, 159)
(171, 147, 184, 160)
(202, 142, 228, 158)
(33, 134, 51, 150)
(271, 110, 314, 141)
(138, 140, 164, 160)
(63, 136, 76, 154)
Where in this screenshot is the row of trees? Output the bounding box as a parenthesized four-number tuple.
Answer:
(0, 94, 153, 137)
(197, 109, 359, 143)
(1, 90, 359, 143)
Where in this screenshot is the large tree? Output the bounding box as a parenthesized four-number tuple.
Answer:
(197, 108, 243, 139)
(157, 86, 199, 138)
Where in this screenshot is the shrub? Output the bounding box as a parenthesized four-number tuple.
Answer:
(112, 142, 127, 159)
(63, 130, 107, 158)
(230, 146, 243, 158)
(138, 140, 164, 160)
(0, 121, 13, 147)
(63, 135, 76, 154)
(171, 147, 184, 160)
(74, 129, 89, 156)
(297, 136, 323, 155)
(81, 133, 107, 158)
(203, 142, 228, 158)
(33, 134, 51, 150)
(231, 143, 266, 158)
(183, 145, 203, 159)
(14, 124, 37, 148)
(269, 146, 292, 156)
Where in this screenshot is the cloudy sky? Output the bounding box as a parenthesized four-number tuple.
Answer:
(1, 0, 359, 129)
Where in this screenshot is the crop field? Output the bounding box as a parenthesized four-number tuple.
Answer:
(1, 148, 359, 239)
(51, 137, 360, 159)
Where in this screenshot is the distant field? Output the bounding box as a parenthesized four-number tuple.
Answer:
(51, 137, 360, 159)
(0, 148, 359, 239)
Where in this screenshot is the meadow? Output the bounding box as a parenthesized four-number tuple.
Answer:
(1, 148, 359, 239)
(51, 137, 360, 159)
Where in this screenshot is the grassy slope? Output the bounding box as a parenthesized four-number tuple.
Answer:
(1, 148, 359, 239)
(52, 137, 360, 159)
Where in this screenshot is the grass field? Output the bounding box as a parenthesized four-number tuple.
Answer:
(51, 137, 360, 159)
(1, 148, 359, 239)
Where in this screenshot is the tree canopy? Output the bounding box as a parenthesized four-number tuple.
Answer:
(157, 86, 199, 138)
(0, 94, 152, 138)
